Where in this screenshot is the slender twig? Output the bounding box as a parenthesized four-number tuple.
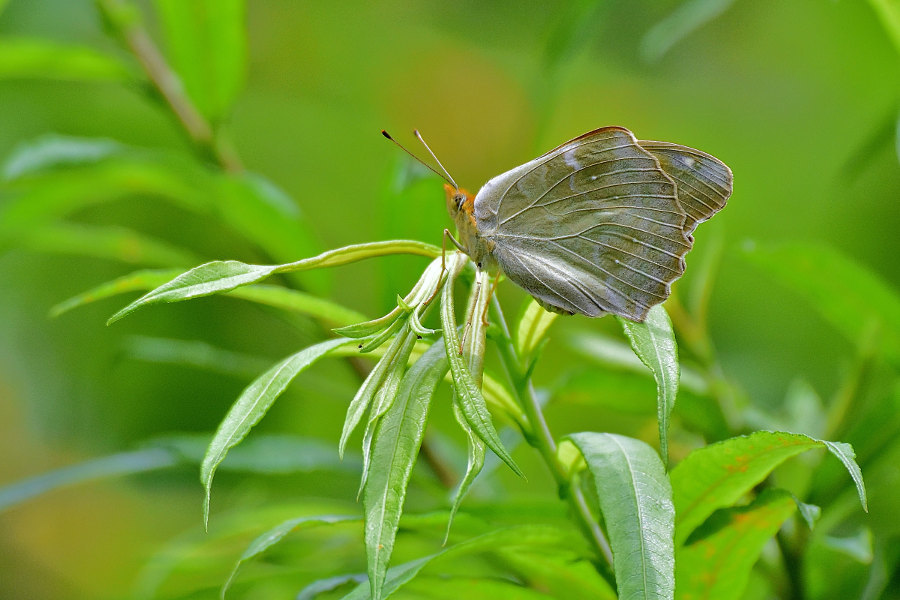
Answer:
(490, 296, 614, 567)
(95, 0, 243, 172)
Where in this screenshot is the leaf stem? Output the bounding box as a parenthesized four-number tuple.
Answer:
(489, 296, 614, 567)
(95, 0, 243, 172)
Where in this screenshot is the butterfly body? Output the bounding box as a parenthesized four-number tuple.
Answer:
(444, 126, 732, 322)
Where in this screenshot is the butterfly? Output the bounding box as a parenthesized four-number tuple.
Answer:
(386, 126, 732, 322)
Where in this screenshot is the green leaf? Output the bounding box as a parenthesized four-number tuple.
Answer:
(567, 332, 707, 396)
(446, 402, 486, 542)
(154, 0, 246, 121)
(223, 514, 359, 597)
(50, 269, 182, 317)
(617, 304, 679, 466)
(496, 550, 617, 600)
(0, 158, 204, 241)
(216, 172, 327, 293)
(122, 336, 273, 379)
(358, 330, 418, 493)
(340, 328, 412, 458)
(670, 431, 868, 547)
(362, 341, 449, 600)
(108, 261, 277, 324)
(3, 135, 123, 180)
(446, 268, 495, 537)
(404, 575, 559, 599)
(568, 432, 675, 600)
(201, 337, 353, 527)
(515, 297, 559, 364)
(345, 525, 580, 600)
(152, 433, 358, 474)
(676, 489, 797, 600)
(742, 241, 900, 366)
(334, 307, 405, 339)
(0, 448, 177, 513)
(867, 0, 900, 55)
(298, 574, 367, 600)
(441, 272, 523, 478)
(277, 240, 442, 274)
(641, 0, 737, 62)
(18, 222, 200, 267)
(0, 37, 135, 81)
(227, 284, 366, 327)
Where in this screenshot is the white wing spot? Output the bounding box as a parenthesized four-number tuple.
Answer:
(590, 174, 599, 181)
(684, 157, 696, 169)
(631, 237, 638, 243)
(614, 259, 620, 265)
(564, 149, 581, 170)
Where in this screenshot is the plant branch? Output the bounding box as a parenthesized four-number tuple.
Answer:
(95, 0, 243, 172)
(490, 296, 614, 567)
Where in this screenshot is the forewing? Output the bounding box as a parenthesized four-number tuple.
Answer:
(474, 127, 691, 321)
(639, 140, 732, 236)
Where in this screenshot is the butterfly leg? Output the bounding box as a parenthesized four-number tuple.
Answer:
(426, 229, 467, 307)
(480, 274, 499, 327)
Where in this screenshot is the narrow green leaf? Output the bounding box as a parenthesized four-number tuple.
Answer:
(154, 0, 246, 121)
(362, 341, 449, 600)
(298, 574, 367, 600)
(358, 330, 418, 493)
(867, 0, 900, 54)
(404, 575, 559, 599)
(152, 433, 358, 474)
(567, 332, 707, 396)
(19, 222, 200, 267)
(340, 328, 413, 457)
(346, 525, 580, 600)
(446, 268, 494, 537)
(742, 241, 900, 366)
(334, 306, 404, 339)
(0, 448, 177, 513)
(0, 37, 135, 81)
(0, 159, 203, 239)
(49, 269, 181, 317)
(276, 240, 442, 274)
(671, 431, 867, 546)
(122, 336, 272, 378)
(676, 489, 796, 600)
(228, 284, 365, 327)
(569, 432, 675, 600)
(641, 0, 737, 62)
(3, 135, 123, 180)
(216, 172, 327, 293)
(201, 337, 353, 527)
(821, 441, 867, 512)
(617, 304, 679, 466)
(446, 402, 486, 543)
(515, 298, 559, 362)
(223, 514, 358, 597)
(108, 261, 277, 324)
(496, 551, 617, 600)
(441, 273, 523, 477)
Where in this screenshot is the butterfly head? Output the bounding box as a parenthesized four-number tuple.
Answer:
(444, 183, 474, 220)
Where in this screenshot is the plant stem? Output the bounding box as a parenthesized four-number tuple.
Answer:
(490, 297, 614, 567)
(95, 0, 243, 172)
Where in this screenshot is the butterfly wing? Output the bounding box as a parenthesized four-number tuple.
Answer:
(638, 140, 733, 236)
(473, 127, 691, 321)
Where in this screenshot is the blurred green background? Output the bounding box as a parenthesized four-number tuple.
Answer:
(0, 0, 898, 598)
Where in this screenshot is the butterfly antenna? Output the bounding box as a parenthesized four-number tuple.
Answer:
(381, 130, 457, 188)
(414, 130, 459, 191)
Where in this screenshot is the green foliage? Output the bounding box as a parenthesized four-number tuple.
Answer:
(0, 2, 894, 599)
(568, 433, 675, 600)
(617, 305, 679, 466)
